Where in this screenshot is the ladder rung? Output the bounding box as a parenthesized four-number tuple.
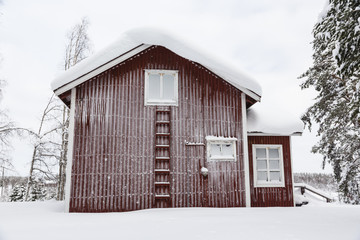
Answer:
(156, 121, 170, 125)
(155, 169, 170, 174)
(156, 133, 170, 136)
(155, 157, 170, 161)
(155, 194, 170, 198)
(156, 110, 170, 113)
(155, 182, 170, 185)
(156, 145, 170, 148)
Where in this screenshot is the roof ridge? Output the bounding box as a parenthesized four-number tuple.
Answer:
(51, 28, 262, 100)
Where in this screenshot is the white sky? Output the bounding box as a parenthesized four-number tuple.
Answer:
(0, 0, 332, 176)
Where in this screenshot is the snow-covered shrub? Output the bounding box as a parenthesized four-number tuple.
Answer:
(29, 182, 47, 201)
(9, 184, 26, 202)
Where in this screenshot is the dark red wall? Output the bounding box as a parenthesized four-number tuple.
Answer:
(248, 136, 294, 207)
(69, 46, 246, 212)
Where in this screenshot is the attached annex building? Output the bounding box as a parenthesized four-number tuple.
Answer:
(51, 28, 303, 212)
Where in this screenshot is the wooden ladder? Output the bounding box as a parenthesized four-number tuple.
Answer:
(154, 107, 171, 208)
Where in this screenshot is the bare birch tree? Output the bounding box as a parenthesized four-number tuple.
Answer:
(57, 17, 91, 200)
(0, 80, 16, 197)
(0, 4, 14, 178)
(64, 17, 91, 71)
(24, 18, 91, 201)
(0, 81, 14, 168)
(24, 95, 63, 201)
(0, 79, 30, 200)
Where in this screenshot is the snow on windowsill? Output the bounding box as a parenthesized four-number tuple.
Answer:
(205, 136, 238, 141)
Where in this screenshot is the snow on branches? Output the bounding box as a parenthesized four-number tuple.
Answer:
(300, 0, 360, 204)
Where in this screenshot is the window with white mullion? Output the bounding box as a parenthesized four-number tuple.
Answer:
(257, 170, 268, 181)
(148, 73, 161, 99)
(253, 144, 285, 187)
(145, 70, 178, 106)
(206, 137, 237, 162)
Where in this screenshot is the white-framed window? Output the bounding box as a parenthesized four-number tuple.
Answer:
(206, 136, 237, 162)
(144, 69, 178, 106)
(252, 144, 285, 187)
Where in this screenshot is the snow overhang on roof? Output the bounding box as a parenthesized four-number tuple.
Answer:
(247, 103, 304, 136)
(51, 28, 262, 101)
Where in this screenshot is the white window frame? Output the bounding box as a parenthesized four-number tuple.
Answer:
(144, 69, 178, 106)
(206, 136, 237, 162)
(252, 144, 285, 188)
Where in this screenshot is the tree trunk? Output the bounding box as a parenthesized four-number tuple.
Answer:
(57, 106, 69, 200)
(25, 146, 37, 201)
(57, 17, 90, 201)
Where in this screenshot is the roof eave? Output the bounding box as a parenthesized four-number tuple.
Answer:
(53, 44, 151, 96)
(53, 43, 262, 102)
(247, 131, 303, 136)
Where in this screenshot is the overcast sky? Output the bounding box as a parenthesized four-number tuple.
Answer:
(0, 0, 331, 176)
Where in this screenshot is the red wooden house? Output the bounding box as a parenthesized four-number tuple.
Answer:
(51, 29, 303, 212)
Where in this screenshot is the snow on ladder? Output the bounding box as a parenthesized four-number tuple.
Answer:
(154, 107, 171, 208)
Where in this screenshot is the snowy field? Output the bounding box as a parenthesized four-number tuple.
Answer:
(0, 200, 359, 240)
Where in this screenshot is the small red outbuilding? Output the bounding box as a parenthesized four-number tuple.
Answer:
(51, 28, 303, 212)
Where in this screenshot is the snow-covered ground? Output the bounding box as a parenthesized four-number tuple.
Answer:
(293, 185, 338, 206)
(0, 200, 359, 240)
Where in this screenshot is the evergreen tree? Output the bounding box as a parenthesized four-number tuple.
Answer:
(300, 0, 360, 204)
(29, 182, 46, 201)
(9, 184, 25, 202)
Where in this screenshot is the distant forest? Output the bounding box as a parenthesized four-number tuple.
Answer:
(0, 173, 339, 202)
(0, 176, 56, 202)
(294, 173, 337, 193)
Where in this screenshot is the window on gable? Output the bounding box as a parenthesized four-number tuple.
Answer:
(145, 70, 178, 106)
(253, 145, 285, 187)
(206, 136, 237, 162)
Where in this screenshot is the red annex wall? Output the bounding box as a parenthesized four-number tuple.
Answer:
(248, 136, 294, 207)
(69, 46, 247, 212)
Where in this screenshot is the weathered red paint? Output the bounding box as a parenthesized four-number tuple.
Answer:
(69, 46, 246, 212)
(248, 136, 294, 207)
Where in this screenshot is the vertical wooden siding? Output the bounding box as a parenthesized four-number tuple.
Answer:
(248, 136, 294, 207)
(70, 46, 246, 212)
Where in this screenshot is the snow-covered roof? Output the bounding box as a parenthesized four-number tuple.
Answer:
(247, 103, 304, 136)
(51, 28, 262, 101)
